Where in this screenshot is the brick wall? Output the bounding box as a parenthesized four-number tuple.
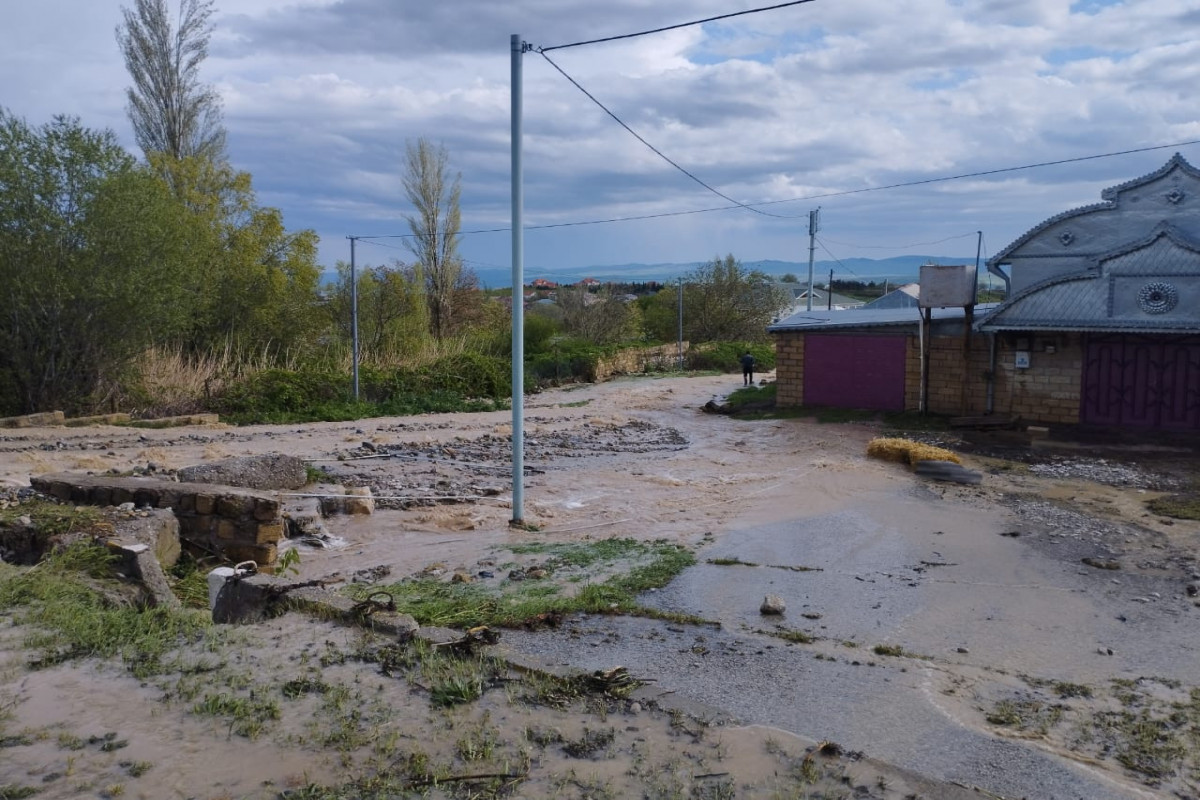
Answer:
(773, 329, 1084, 425)
(31, 474, 282, 567)
(992, 333, 1083, 424)
(772, 332, 805, 406)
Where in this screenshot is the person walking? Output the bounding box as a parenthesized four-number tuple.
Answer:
(740, 351, 755, 386)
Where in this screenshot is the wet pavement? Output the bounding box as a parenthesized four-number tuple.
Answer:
(506, 477, 1185, 800)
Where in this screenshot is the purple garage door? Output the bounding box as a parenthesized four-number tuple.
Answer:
(1083, 335, 1200, 429)
(803, 334, 907, 411)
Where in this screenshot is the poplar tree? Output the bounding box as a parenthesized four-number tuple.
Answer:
(402, 138, 468, 340)
(116, 0, 226, 161)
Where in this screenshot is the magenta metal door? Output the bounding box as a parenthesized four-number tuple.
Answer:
(803, 334, 907, 411)
(1083, 335, 1200, 429)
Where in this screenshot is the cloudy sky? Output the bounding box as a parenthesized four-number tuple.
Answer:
(3, 0, 1199, 282)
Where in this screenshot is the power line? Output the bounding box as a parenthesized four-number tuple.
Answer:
(539, 0, 817, 52)
(818, 231, 980, 250)
(347, 139, 1200, 242)
(756, 139, 1200, 207)
(814, 236, 859, 278)
(538, 50, 798, 219)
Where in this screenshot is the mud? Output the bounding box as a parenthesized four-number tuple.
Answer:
(1, 372, 1198, 798)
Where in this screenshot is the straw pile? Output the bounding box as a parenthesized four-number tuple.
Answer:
(866, 437, 961, 467)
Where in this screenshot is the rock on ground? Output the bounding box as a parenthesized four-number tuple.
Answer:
(177, 453, 308, 491)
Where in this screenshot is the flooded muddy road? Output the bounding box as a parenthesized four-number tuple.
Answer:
(1, 373, 1198, 798)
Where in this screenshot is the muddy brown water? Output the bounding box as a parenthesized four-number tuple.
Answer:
(2, 373, 1198, 798)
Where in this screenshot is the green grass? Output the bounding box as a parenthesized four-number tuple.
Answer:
(1146, 492, 1200, 520)
(352, 538, 699, 628)
(0, 500, 109, 538)
(192, 692, 281, 739)
(0, 543, 211, 677)
(762, 627, 815, 644)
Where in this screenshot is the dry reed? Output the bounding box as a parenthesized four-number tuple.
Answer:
(866, 437, 961, 467)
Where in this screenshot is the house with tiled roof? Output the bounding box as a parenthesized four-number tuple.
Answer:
(769, 154, 1200, 430)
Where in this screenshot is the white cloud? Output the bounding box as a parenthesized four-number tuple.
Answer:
(1, 0, 1197, 275)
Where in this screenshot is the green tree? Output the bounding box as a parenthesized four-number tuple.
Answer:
(401, 138, 472, 339)
(679, 254, 791, 343)
(556, 283, 639, 345)
(149, 153, 323, 357)
(116, 0, 225, 162)
(327, 260, 426, 363)
(0, 111, 193, 413)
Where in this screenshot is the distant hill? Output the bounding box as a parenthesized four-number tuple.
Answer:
(469, 255, 978, 288)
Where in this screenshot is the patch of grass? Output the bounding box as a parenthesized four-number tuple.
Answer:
(192, 691, 281, 739)
(562, 726, 615, 758)
(1094, 710, 1188, 781)
(0, 500, 110, 538)
(985, 698, 1063, 735)
(0, 786, 40, 799)
(763, 627, 815, 645)
(1053, 681, 1093, 699)
(354, 538, 699, 628)
(0, 543, 211, 676)
(872, 644, 905, 657)
(305, 464, 335, 483)
(1147, 492, 1200, 520)
(167, 554, 213, 609)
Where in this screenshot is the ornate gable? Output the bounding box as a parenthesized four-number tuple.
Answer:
(979, 224, 1200, 333)
(986, 153, 1200, 295)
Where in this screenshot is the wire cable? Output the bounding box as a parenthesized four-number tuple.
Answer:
(539, 0, 818, 52)
(814, 236, 860, 278)
(348, 139, 1200, 242)
(818, 231, 981, 250)
(538, 50, 799, 219)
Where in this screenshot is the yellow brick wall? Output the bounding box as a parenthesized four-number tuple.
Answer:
(774, 329, 1084, 425)
(772, 332, 805, 406)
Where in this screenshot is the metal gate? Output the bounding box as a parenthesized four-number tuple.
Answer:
(1082, 335, 1200, 429)
(803, 334, 907, 411)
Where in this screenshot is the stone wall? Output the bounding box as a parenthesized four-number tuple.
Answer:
(593, 343, 687, 382)
(30, 474, 282, 568)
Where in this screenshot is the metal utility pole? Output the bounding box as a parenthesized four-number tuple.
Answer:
(347, 236, 360, 401)
(828, 268, 833, 311)
(805, 207, 820, 311)
(510, 34, 527, 526)
(677, 277, 684, 370)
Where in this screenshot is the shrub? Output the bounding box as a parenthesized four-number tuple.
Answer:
(215, 355, 513, 424)
(526, 338, 605, 387)
(686, 342, 775, 373)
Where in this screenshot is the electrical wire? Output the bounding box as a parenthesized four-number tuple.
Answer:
(347, 138, 1200, 242)
(538, 50, 799, 219)
(814, 236, 859, 278)
(538, 0, 818, 52)
(818, 231, 981, 250)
